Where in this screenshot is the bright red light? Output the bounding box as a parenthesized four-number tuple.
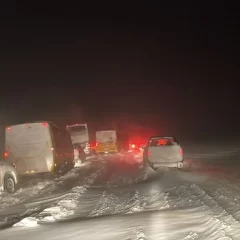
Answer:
(90, 142, 96, 148)
(6, 127, 11, 130)
(4, 152, 8, 158)
(159, 139, 167, 145)
(131, 144, 136, 149)
(42, 122, 48, 127)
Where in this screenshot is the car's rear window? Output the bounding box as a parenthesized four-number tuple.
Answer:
(149, 137, 178, 146)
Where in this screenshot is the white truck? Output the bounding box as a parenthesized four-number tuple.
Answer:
(66, 123, 90, 161)
(5, 121, 74, 175)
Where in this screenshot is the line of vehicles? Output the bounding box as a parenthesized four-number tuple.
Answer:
(0, 121, 184, 193)
(66, 123, 142, 156)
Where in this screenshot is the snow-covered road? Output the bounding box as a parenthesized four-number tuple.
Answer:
(0, 142, 240, 239)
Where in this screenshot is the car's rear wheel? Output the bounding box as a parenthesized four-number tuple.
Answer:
(4, 175, 16, 194)
(146, 161, 158, 171)
(151, 165, 158, 171)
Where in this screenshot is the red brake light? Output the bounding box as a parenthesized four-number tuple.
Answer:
(159, 139, 167, 145)
(179, 148, 183, 155)
(6, 127, 11, 130)
(42, 122, 48, 127)
(4, 152, 8, 158)
(131, 144, 136, 149)
(90, 142, 96, 148)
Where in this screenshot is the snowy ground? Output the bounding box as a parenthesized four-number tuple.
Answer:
(0, 142, 240, 239)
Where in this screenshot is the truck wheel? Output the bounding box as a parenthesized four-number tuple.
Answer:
(79, 152, 86, 163)
(58, 162, 69, 175)
(53, 164, 61, 176)
(67, 160, 74, 171)
(4, 175, 16, 194)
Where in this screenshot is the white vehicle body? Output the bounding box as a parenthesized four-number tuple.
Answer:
(66, 124, 90, 155)
(96, 130, 117, 143)
(144, 136, 184, 169)
(5, 122, 74, 175)
(0, 160, 18, 193)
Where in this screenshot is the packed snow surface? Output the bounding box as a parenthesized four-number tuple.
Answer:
(1, 142, 240, 239)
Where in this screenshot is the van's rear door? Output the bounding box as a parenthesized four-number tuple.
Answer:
(5, 122, 53, 174)
(96, 130, 117, 153)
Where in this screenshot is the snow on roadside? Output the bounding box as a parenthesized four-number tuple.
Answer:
(0, 180, 51, 209)
(13, 164, 104, 227)
(0, 162, 91, 210)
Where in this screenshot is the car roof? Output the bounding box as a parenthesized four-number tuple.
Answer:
(148, 136, 179, 143)
(149, 136, 175, 139)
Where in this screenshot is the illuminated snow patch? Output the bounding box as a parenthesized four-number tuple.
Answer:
(38, 206, 75, 223)
(13, 217, 38, 228)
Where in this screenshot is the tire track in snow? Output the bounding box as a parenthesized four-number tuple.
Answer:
(219, 179, 240, 195)
(204, 181, 240, 221)
(23, 165, 106, 224)
(190, 183, 240, 239)
(87, 189, 169, 218)
(0, 163, 93, 209)
(168, 182, 237, 239)
(196, 178, 240, 221)
(0, 163, 106, 228)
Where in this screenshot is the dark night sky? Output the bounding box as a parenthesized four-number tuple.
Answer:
(0, 2, 239, 141)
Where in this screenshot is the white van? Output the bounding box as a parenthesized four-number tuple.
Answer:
(66, 123, 91, 155)
(4, 121, 74, 175)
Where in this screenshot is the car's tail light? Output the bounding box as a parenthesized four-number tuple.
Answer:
(89, 142, 95, 148)
(4, 151, 8, 158)
(42, 122, 48, 127)
(6, 127, 11, 130)
(131, 144, 136, 149)
(179, 148, 183, 155)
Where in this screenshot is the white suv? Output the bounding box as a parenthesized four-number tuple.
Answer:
(143, 136, 184, 170)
